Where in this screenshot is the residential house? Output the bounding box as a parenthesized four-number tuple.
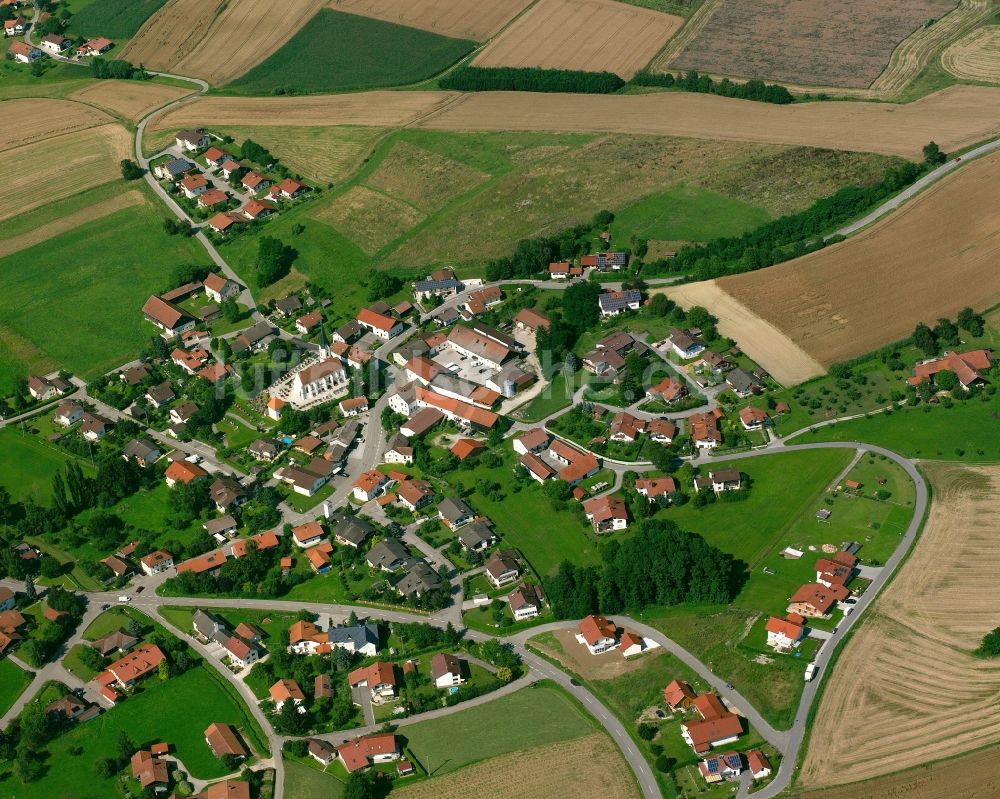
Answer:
(366, 538, 410, 572)
(276, 178, 309, 199)
(296, 310, 323, 335)
(438, 496, 475, 530)
(131, 749, 169, 790)
(221, 634, 259, 669)
(203, 779, 251, 799)
(667, 330, 705, 360)
(681, 693, 743, 754)
(144, 381, 175, 409)
(4, 17, 26, 37)
(620, 631, 646, 657)
(513, 308, 551, 333)
(103, 643, 166, 689)
(484, 550, 521, 589)
(26, 374, 70, 401)
(143, 295, 194, 337)
(203, 146, 227, 169)
(747, 750, 772, 780)
(508, 583, 544, 620)
(396, 479, 435, 512)
(204, 272, 239, 303)
(333, 319, 362, 344)
(740, 406, 770, 430)
(241, 171, 271, 192)
(339, 396, 369, 417)
(328, 512, 374, 549)
(46, 694, 96, 724)
(208, 211, 244, 235)
(548, 261, 583, 279)
(697, 751, 744, 784)
(204, 515, 239, 538)
(140, 550, 173, 576)
(314, 674, 334, 701)
(816, 551, 858, 588)
(0, 588, 15, 612)
(609, 411, 645, 442)
(765, 613, 806, 651)
(583, 495, 629, 533)
(248, 438, 281, 461)
(646, 376, 688, 404)
(462, 285, 504, 316)
(154, 158, 196, 181)
(91, 629, 139, 657)
(348, 662, 397, 702)
(230, 320, 276, 355)
(663, 679, 696, 711)
(176, 129, 210, 151)
(230, 530, 280, 559)
(354, 469, 390, 502)
(99, 554, 132, 579)
(726, 368, 762, 398)
(204, 722, 247, 759)
(305, 541, 334, 573)
(396, 561, 443, 598)
(291, 521, 325, 548)
(9, 41, 43, 63)
(40, 33, 71, 53)
(308, 738, 337, 766)
(80, 412, 111, 441)
(179, 173, 210, 199)
(176, 550, 227, 575)
(787, 583, 850, 618)
(219, 159, 241, 179)
(164, 460, 207, 487)
(193, 610, 228, 641)
(77, 37, 114, 55)
(270, 679, 306, 712)
(414, 276, 463, 302)
(577, 614, 617, 654)
(635, 476, 678, 503)
(197, 189, 229, 210)
(288, 620, 328, 655)
(458, 521, 496, 552)
(273, 295, 302, 317)
(241, 198, 277, 221)
(688, 410, 723, 449)
(327, 623, 379, 657)
(357, 307, 404, 340)
(54, 400, 83, 427)
(209, 478, 247, 512)
(430, 653, 464, 688)
(383, 433, 414, 465)
(710, 468, 741, 493)
(582, 251, 628, 271)
(598, 289, 642, 318)
(336, 734, 400, 774)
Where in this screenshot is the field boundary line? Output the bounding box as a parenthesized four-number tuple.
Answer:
(647, 0, 723, 72)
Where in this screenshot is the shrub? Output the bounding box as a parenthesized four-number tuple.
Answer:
(441, 66, 624, 94)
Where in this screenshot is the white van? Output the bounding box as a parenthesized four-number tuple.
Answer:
(805, 663, 818, 681)
(118, 595, 131, 603)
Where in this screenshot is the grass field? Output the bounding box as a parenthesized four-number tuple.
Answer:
(67, 0, 168, 38)
(1, 666, 263, 798)
(401, 682, 595, 775)
(0, 428, 89, 502)
(226, 9, 475, 94)
(610, 183, 770, 244)
(283, 759, 345, 798)
(0, 192, 206, 383)
(0, 659, 32, 719)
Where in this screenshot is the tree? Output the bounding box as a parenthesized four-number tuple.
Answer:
(343, 770, 384, 799)
(95, 757, 119, 778)
(912, 323, 938, 356)
(561, 281, 602, 333)
(256, 237, 296, 287)
(976, 627, 1000, 657)
(221, 297, 241, 323)
(24, 574, 36, 601)
(922, 140, 946, 166)
(496, 666, 513, 683)
(933, 369, 958, 392)
(16, 747, 44, 782)
(638, 723, 657, 740)
(933, 317, 959, 347)
(367, 272, 402, 302)
(120, 159, 143, 180)
(957, 306, 985, 337)
(118, 730, 137, 760)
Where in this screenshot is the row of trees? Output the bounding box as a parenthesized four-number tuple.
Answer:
(441, 66, 625, 94)
(631, 70, 794, 104)
(912, 307, 986, 356)
(90, 58, 147, 80)
(546, 520, 746, 618)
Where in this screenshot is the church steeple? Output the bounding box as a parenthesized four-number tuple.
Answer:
(317, 319, 330, 358)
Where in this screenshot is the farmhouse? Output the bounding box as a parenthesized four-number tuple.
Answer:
(909, 349, 995, 391)
(177, 550, 227, 575)
(337, 734, 400, 773)
(548, 439, 600, 485)
(142, 296, 195, 337)
(509, 583, 544, 620)
(583, 495, 629, 533)
(519, 451, 552, 483)
(513, 308, 551, 333)
(231, 321, 276, 354)
(681, 693, 743, 754)
(788, 583, 850, 618)
(103, 643, 166, 689)
(548, 261, 583, 279)
(462, 285, 504, 316)
(599, 289, 642, 318)
(140, 550, 173, 576)
(430, 653, 464, 688)
(414, 275, 463, 301)
(357, 307, 404, 340)
(339, 396, 369, 417)
(765, 613, 806, 651)
(205, 723, 247, 759)
(4, 17, 26, 36)
(204, 272, 239, 303)
(816, 550, 857, 588)
(577, 614, 617, 654)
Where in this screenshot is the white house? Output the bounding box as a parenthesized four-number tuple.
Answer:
(204, 272, 239, 303)
(667, 330, 705, 360)
(139, 550, 173, 576)
(577, 615, 617, 654)
(765, 615, 805, 651)
(175, 129, 210, 151)
(357, 308, 404, 340)
(430, 653, 464, 689)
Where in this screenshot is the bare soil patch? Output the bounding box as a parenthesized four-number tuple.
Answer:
(312, 185, 425, 253)
(366, 139, 489, 213)
(394, 734, 640, 799)
(326, 0, 531, 40)
(473, 0, 682, 79)
(801, 463, 1000, 787)
(533, 629, 647, 680)
(118, 0, 223, 75)
(0, 191, 145, 258)
(669, 0, 959, 89)
(69, 80, 194, 121)
(715, 151, 1000, 367)
(662, 281, 825, 385)
(0, 124, 131, 222)
(419, 85, 1000, 159)
(942, 24, 1000, 83)
(0, 98, 112, 152)
(178, 0, 327, 85)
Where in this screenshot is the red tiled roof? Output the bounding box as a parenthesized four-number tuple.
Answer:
(578, 614, 616, 646)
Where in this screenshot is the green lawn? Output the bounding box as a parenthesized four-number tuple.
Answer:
(1, 666, 264, 798)
(225, 9, 475, 94)
(443, 449, 601, 577)
(83, 607, 140, 640)
(401, 682, 594, 777)
(0, 427, 91, 502)
(63, 643, 100, 681)
(67, 0, 167, 38)
(0, 659, 32, 719)
(807, 396, 1000, 461)
(610, 183, 771, 243)
(0, 196, 206, 382)
(160, 606, 297, 647)
(283, 759, 345, 798)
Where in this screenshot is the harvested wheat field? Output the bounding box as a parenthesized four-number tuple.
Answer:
(0, 125, 131, 221)
(715, 151, 1000, 367)
(366, 140, 489, 213)
(313, 185, 426, 253)
(118, 0, 224, 74)
(942, 24, 1000, 82)
(174, 0, 326, 85)
(667, 0, 959, 88)
(327, 0, 531, 40)
(0, 191, 145, 258)
(663, 282, 824, 385)
(419, 85, 1000, 159)
(801, 463, 1000, 788)
(473, 0, 681, 79)
(69, 80, 194, 121)
(394, 734, 639, 799)
(0, 98, 112, 152)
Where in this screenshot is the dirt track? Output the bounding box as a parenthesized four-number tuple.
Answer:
(801, 463, 1000, 787)
(660, 282, 825, 385)
(473, 0, 681, 79)
(715, 151, 1000, 366)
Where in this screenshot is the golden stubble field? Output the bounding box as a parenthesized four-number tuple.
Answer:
(801, 463, 1000, 788)
(121, 0, 326, 85)
(0, 125, 131, 221)
(393, 734, 640, 799)
(472, 0, 682, 78)
(327, 0, 531, 40)
(714, 151, 1000, 367)
(0, 98, 112, 151)
(667, 0, 959, 88)
(942, 24, 1000, 82)
(69, 80, 194, 121)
